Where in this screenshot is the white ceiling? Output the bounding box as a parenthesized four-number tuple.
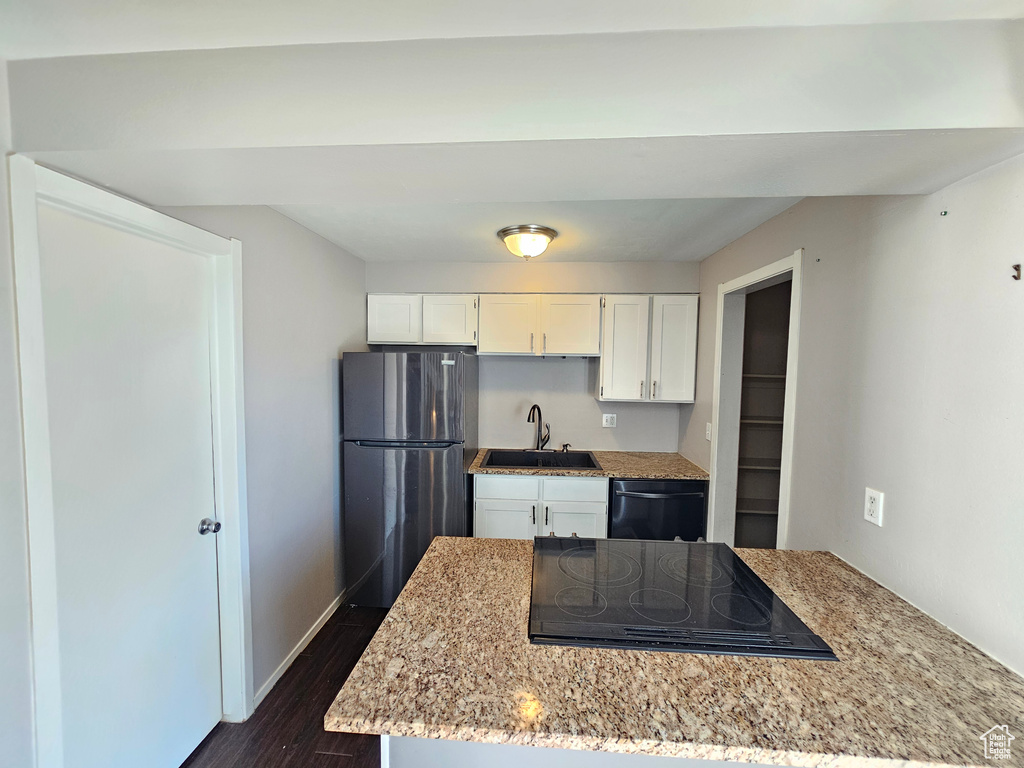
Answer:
(273, 199, 801, 263)
(2, 0, 1023, 59)
(35, 128, 1024, 262)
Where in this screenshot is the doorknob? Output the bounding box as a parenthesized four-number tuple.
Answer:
(198, 518, 222, 535)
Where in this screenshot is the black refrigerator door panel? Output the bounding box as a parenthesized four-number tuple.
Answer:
(343, 352, 464, 441)
(343, 441, 465, 607)
(609, 479, 708, 541)
(342, 352, 384, 440)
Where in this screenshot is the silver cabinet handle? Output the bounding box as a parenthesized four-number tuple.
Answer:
(653, 381, 657, 399)
(530, 332, 534, 352)
(198, 518, 221, 535)
(640, 380, 644, 398)
(543, 333, 547, 353)
(532, 505, 536, 524)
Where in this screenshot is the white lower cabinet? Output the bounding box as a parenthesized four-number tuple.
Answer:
(474, 499, 538, 539)
(544, 501, 607, 538)
(474, 475, 608, 540)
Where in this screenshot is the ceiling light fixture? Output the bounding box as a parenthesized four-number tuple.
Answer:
(496, 224, 558, 261)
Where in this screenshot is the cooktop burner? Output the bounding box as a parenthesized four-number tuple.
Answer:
(529, 537, 837, 660)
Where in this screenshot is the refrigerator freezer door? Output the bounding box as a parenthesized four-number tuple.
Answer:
(343, 441, 465, 607)
(343, 352, 465, 441)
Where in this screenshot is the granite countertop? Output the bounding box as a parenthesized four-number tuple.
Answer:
(468, 449, 709, 480)
(326, 537, 1024, 768)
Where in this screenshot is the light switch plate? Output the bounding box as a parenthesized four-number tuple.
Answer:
(706, 422, 712, 441)
(602, 414, 617, 428)
(864, 487, 884, 526)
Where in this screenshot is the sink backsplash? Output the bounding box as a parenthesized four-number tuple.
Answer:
(478, 357, 684, 452)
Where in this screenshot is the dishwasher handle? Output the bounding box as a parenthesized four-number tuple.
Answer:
(614, 490, 705, 500)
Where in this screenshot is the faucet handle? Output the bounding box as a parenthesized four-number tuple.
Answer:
(561, 443, 572, 453)
(541, 423, 551, 449)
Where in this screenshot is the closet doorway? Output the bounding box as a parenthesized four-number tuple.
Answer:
(734, 281, 791, 548)
(707, 250, 802, 550)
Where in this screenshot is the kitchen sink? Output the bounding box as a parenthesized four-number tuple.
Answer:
(481, 449, 602, 470)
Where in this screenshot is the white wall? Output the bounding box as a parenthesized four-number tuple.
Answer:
(479, 358, 680, 452)
(0, 58, 35, 768)
(365, 260, 698, 295)
(370, 261, 698, 453)
(160, 206, 367, 692)
(680, 156, 1024, 673)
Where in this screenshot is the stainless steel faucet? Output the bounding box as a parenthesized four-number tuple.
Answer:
(527, 404, 551, 450)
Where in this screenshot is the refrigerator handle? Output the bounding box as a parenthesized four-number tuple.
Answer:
(352, 440, 460, 449)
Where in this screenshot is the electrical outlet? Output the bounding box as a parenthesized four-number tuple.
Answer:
(602, 414, 617, 428)
(864, 487, 884, 526)
(706, 422, 712, 441)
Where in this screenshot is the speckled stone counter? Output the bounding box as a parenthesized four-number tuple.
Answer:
(468, 449, 709, 480)
(325, 538, 1024, 768)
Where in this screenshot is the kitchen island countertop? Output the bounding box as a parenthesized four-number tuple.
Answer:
(468, 448, 709, 480)
(325, 537, 1024, 768)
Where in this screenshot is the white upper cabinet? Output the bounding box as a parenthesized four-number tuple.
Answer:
(477, 294, 540, 354)
(539, 294, 602, 355)
(367, 293, 478, 345)
(650, 295, 699, 403)
(422, 294, 478, 345)
(367, 294, 422, 344)
(599, 295, 651, 400)
(598, 294, 698, 403)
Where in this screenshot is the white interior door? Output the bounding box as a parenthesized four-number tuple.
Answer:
(37, 204, 223, 768)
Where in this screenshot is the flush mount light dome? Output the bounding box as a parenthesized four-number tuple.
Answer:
(497, 224, 558, 260)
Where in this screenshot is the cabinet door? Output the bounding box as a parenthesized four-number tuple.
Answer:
(475, 500, 538, 539)
(422, 294, 478, 345)
(540, 295, 601, 356)
(541, 501, 608, 538)
(478, 294, 539, 354)
(598, 295, 650, 400)
(650, 295, 698, 403)
(367, 294, 422, 344)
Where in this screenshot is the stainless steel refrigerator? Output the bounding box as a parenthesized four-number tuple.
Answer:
(341, 351, 478, 607)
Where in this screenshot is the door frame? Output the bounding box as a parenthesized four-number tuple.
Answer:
(9, 155, 254, 768)
(707, 249, 803, 549)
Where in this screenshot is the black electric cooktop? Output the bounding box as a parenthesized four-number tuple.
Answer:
(529, 537, 837, 660)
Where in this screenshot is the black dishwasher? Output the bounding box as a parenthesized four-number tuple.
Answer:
(609, 479, 708, 541)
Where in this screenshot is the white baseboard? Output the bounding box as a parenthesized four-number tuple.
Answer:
(253, 591, 346, 708)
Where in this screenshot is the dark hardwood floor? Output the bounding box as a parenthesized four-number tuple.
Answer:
(181, 606, 388, 768)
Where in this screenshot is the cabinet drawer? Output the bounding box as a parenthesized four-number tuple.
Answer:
(541, 477, 609, 502)
(474, 475, 541, 500)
